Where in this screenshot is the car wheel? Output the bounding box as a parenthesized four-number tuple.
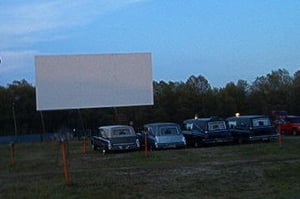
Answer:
(292, 129, 297, 136)
(194, 141, 199, 148)
(237, 137, 243, 144)
(149, 144, 154, 151)
(92, 143, 97, 151)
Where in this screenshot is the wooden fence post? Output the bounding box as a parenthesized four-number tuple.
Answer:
(61, 140, 71, 184)
(145, 133, 149, 157)
(9, 142, 15, 163)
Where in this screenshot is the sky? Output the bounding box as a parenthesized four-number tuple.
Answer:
(1, 0, 300, 88)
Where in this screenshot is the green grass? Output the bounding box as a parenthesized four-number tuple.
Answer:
(1, 136, 300, 199)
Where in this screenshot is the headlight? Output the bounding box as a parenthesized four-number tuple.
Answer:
(136, 139, 140, 148)
(155, 137, 159, 148)
(182, 136, 186, 145)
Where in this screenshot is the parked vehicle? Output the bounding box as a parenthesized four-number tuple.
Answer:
(91, 125, 140, 153)
(138, 122, 186, 150)
(226, 115, 278, 144)
(271, 110, 288, 126)
(279, 115, 300, 135)
(271, 110, 288, 120)
(182, 117, 233, 147)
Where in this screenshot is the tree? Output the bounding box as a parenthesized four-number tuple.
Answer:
(186, 75, 211, 94)
(185, 75, 212, 117)
(249, 69, 293, 114)
(218, 80, 249, 117)
(291, 70, 300, 113)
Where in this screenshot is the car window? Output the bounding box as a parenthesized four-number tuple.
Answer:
(100, 129, 108, 138)
(208, 121, 226, 130)
(193, 121, 205, 130)
(228, 120, 237, 128)
(111, 128, 134, 137)
(185, 123, 193, 130)
(148, 128, 154, 136)
(252, 118, 271, 127)
(236, 119, 250, 129)
(159, 126, 179, 136)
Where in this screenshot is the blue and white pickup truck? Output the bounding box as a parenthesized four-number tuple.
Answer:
(91, 125, 140, 154)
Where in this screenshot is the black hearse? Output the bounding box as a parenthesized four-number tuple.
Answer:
(182, 117, 233, 147)
(226, 115, 278, 144)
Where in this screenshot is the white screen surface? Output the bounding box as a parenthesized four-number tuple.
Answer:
(35, 53, 153, 110)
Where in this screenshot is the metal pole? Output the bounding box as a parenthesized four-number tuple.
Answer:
(40, 111, 46, 142)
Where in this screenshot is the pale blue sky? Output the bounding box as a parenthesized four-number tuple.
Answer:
(1, 0, 300, 88)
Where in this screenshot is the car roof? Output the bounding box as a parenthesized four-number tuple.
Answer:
(98, 125, 132, 130)
(144, 122, 179, 127)
(184, 117, 224, 123)
(227, 115, 269, 120)
(286, 115, 300, 118)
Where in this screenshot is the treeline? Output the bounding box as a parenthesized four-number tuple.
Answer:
(0, 68, 299, 136)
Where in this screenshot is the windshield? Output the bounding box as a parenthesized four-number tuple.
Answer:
(208, 121, 227, 131)
(159, 126, 180, 136)
(252, 117, 271, 127)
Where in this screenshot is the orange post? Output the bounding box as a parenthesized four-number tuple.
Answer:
(61, 141, 71, 185)
(278, 125, 283, 146)
(82, 137, 87, 153)
(9, 142, 15, 163)
(144, 133, 149, 157)
(51, 138, 56, 148)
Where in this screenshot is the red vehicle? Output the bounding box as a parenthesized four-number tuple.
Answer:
(279, 115, 300, 136)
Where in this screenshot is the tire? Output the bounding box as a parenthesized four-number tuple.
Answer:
(149, 144, 154, 151)
(92, 144, 97, 151)
(194, 137, 204, 147)
(194, 141, 199, 148)
(237, 137, 243, 144)
(292, 129, 297, 136)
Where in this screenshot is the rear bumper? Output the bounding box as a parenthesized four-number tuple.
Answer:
(249, 133, 279, 141)
(156, 142, 186, 149)
(202, 137, 234, 144)
(110, 144, 139, 151)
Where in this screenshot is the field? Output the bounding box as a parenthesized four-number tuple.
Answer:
(1, 136, 300, 199)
